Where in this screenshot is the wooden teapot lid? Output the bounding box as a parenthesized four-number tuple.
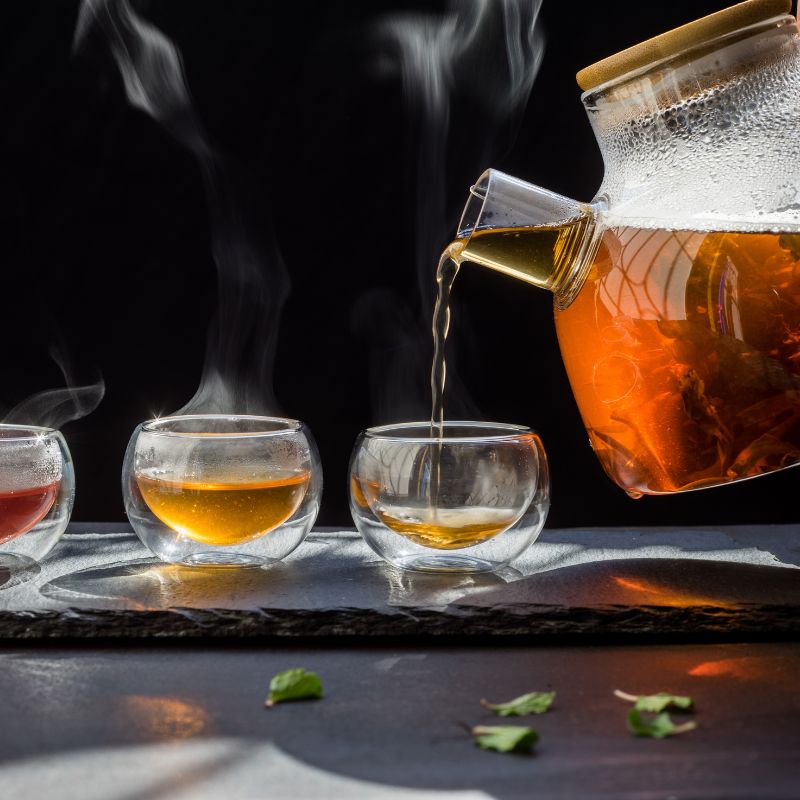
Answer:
(576, 0, 793, 91)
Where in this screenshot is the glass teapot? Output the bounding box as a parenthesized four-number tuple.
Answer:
(454, 0, 800, 497)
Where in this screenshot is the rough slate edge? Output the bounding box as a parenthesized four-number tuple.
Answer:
(1, 522, 799, 643)
(1, 603, 800, 642)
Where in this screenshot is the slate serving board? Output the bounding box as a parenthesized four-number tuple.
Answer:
(0, 523, 797, 640)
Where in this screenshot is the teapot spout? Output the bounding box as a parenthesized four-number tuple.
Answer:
(457, 169, 601, 307)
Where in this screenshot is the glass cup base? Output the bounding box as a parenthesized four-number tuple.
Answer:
(392, 553, 496, 574)
(178, 552, 277, 569)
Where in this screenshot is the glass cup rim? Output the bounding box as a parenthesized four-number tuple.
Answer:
(363, 420, 535, 444)
(0, 423, 59, 442)
(139, 414, 303, 439)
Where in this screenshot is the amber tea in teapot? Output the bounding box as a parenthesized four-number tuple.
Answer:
(440, 223, 800, 496)
(434, 221, 800, 496)
(557, 226, 800, 496)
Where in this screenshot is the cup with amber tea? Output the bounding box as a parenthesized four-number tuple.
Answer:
(0, 425, 74, 568)
(349, 421, 549, 573)
(123, 415, 321, 567)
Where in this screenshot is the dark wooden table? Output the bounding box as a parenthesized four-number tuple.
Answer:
(1, 641, 798, 799)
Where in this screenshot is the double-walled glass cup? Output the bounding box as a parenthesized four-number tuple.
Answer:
(123, 415, 322, 567)
(350, 421, 549, 573)
(0, 424, 74, 567)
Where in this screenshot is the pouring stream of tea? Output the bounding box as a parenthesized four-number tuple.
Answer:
(427, 221, 573, 508)
(366, 229, 557, 549)
(430, 218, 590, 432)
(430, 240, 466, 434)
(428, 241, 466, 513)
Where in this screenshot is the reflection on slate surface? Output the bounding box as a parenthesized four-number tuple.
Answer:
(36, 531, 379, 611)
(383, 566, 520, 609)
(39, 539, 518, 611)
(41, 560, 306, 611)
(454, 558, 800, 609)
(40, 560, 254, 611)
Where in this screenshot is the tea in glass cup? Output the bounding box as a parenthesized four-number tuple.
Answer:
(123, 415, 321, 566)
(350, 421, 549, 573)
(0, 424, 74, 568)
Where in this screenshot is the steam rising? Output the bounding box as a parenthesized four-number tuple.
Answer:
(3, 346, 104, 429)
(382, 0, 544, 306)
(356, 0, 545, 422)
(74, 0, 289, 415)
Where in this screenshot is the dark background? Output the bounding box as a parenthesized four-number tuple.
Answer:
(2, 0, 796, 526)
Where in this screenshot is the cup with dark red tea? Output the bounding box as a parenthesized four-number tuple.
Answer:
(0, 425, 75, 570)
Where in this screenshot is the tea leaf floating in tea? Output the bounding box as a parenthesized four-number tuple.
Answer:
(614, 689, 694, 713)
(626, 709, 697, 739)
(481, 691, 555, 717)
(471, 725, 539, 754)
(265, 668, 323, 708)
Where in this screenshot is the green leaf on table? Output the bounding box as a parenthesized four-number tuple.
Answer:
(614, 689, 694, 713)
(472, 725, 539, 754)
(627, 709, 697, 739)
(481, 691, 555, 717)
(265, 668, 323, 707)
